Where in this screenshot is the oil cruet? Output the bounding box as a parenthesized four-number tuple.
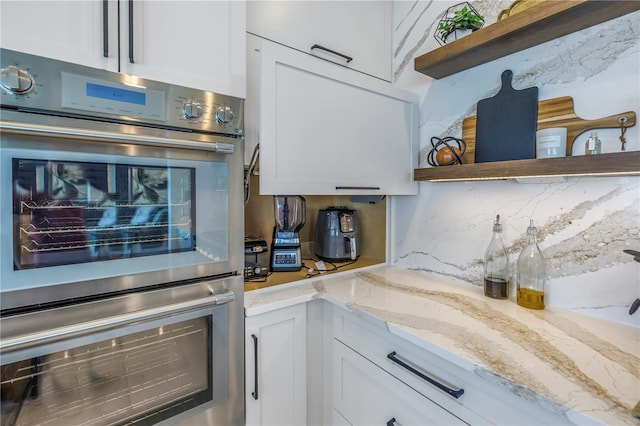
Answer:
(516, 219, 546, 309)
(483, 215, 509, 299)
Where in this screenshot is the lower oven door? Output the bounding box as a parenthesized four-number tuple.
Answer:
(0, 277, 240, 426)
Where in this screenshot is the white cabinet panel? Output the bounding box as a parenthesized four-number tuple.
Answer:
(0, 0, 118, 71)
(245, 303, 306, 426)
(1, 0, 245, 97)
(121, 1, 245, 97)
(333, 341, 466, 426)
(247, 0, 391, 81)
(248, 34, 418, 195)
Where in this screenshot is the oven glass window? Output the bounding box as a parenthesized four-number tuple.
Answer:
(0, 317, 212, 426)
(12, 159, 196, 270)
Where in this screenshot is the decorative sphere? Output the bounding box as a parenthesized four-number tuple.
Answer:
(436, 147, 462, 165)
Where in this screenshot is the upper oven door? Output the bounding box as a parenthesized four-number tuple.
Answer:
(0, 110, 244, 311)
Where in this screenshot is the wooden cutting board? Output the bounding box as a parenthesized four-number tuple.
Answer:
(461, 96, 636, 164)
(474, 70, 539, 163)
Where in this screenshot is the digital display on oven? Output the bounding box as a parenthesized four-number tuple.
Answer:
(86, 82, 146, 105)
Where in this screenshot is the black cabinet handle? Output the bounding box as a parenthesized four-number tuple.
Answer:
(102, 0, 109, 58)
(128, 0, 135, 63)
(335, 186, 381, 191)
(386, 417, 397, 426)
(251, 334, 259, 400)
(387, 351, 464, 399)
(310, 44, 353, 63)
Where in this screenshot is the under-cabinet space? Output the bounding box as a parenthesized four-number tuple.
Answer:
(244, 173, 387, 290)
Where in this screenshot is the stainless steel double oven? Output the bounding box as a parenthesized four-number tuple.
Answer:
(0, 49, 244, 425)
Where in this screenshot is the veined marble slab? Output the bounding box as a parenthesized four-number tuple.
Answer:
(389, 0, 640, 327)
(245, 265, 640, 425)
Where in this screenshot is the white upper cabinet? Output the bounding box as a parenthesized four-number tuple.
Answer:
(246, 0, 391, 82)
(121, 1, 245, 98)
(247, 34, 418, 196)
(0, 1, 117, 71)
(0, 0, 246, 98)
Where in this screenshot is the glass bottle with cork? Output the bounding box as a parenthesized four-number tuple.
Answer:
(516, 219, 546, 309)
(483, 215, 509, 299)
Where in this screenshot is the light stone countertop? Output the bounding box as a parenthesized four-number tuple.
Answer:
(244, 265, 640, 425)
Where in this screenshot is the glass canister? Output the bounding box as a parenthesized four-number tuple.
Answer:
(584, 131, 602, 155)
(483, 215, 509, 299)
(516, 219, 546, 309)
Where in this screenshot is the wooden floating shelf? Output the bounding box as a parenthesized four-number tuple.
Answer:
(413, 151, 640, 182)
(414, 1, 640, 79)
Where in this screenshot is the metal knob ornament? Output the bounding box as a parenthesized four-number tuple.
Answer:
(426, 136, 467, 166)
(182, 101, 203, 119)
(0, 65, 35, 95)
(216, 105, 234, 124)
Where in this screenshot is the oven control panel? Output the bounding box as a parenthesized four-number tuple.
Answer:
(0, 48, 244, 136)
(61, 72, 167, 121)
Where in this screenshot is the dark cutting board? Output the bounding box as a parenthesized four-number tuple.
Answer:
(475, 70, 539, 163)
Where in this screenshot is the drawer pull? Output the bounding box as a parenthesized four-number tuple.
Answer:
(251, 334, 259, 400)
(310, 44, 353, 64)
(387, 351, 464, 399)
(386, 417, 397, 426)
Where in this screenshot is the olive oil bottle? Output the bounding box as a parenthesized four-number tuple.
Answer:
(516, 219, 546, 309)
(483, 215, 509, 299)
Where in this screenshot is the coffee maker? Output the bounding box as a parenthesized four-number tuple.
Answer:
(270, 195, 306, 272)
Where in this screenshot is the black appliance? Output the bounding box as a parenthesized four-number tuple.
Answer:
(315, 206, 360, 262)
(245, 237, 269, 279)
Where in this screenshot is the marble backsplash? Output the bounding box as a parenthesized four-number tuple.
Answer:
(390, 1, 640, 327)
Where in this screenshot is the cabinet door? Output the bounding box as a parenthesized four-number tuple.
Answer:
(333, 341, 467, 426)
(247, 1, 391, 81)
(120, 0, 246, 97)
(0, 0, 118, 71)
(249, 34, 418, 195)
(245, 304, 307, 426)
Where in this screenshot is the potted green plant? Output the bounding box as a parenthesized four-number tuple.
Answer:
(436, 3, 484, 45)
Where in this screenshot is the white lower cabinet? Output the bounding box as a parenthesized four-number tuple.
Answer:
(245, 300, 572, 426)
(245, 303, 306, 426)
(331, 305, 572, 426)
(333, 341, 466, 425)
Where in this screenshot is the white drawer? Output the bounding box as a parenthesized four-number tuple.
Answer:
(332, 306, 571, 425)
(333, 340, 466, 426)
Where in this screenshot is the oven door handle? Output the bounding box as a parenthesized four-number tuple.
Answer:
(0, 120, 235, 153)
(0, 290, 234, 354)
